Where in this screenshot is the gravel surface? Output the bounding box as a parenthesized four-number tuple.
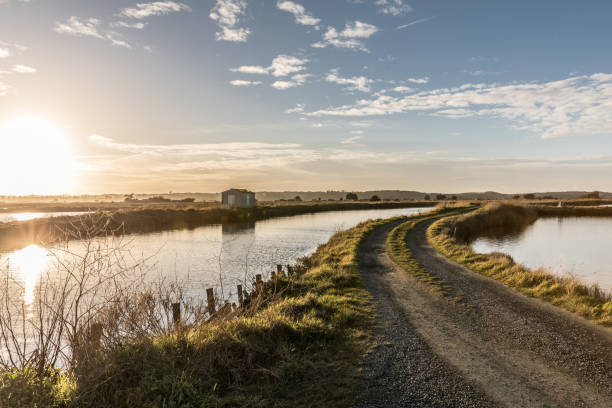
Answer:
(357, 218, 612, 408)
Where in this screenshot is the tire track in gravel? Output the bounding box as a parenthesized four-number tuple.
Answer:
(357, 217, 612, 408)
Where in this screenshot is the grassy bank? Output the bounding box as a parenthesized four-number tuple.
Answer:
(0, 201, 436, 252)
(427, 204, 612, 327)
(385, 208, 475, 297)
(0, 213, 418, 407)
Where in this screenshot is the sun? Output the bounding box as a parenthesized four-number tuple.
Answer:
(0, 117, 76, 195)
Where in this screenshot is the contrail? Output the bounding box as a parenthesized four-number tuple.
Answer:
(396, 16, 436, 30)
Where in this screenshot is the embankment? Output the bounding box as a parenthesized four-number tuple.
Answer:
(428, 203, 612, 326)
(0, 212, 421, 407)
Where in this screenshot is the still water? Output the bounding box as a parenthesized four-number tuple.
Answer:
(1, 207, 427, 303)
(472, 217, 612, 293)
(0, 211, 90, 223)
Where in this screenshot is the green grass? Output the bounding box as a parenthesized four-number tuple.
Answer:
(386, 217, 454, 296)
(427, 204, 612, 327)
(0, 215, 416, 407)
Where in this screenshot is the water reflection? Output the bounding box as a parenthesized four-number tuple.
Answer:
(472, 217, 612, 292)
(0, 211, 90, 223)
(1, 207, 428, 305)
(7, 245, 50, 304)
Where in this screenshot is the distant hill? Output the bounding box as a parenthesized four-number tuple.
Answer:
(1, 190, 610, 203)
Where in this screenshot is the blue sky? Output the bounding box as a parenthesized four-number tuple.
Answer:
(1, 0, 612, 194)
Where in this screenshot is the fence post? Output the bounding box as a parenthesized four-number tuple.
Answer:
(207, 288, 216, 314)
(256, 274, 262, 284)
(277, 264, 283, 275)
(172, 303, 181, 327)
(237, 284, 243, 307)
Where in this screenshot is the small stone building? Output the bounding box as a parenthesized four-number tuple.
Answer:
(222, 189, 256, 208)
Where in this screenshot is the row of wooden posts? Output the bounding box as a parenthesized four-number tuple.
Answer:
(170, 263, 298, 326)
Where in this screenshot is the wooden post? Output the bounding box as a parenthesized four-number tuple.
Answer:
(172, 303, 181, 326)
(256, 274, 262, 284)
(237, 284, 243, 307)
(207, 288, 216, 314)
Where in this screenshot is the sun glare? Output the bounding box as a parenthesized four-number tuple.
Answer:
(0, 117, 76, 195)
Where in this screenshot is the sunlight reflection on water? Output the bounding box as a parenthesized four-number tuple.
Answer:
(5, 245, 50, 305)
(0, 212, 90, 223)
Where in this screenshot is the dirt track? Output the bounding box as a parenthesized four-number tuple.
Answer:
(357, 218, 612, 408)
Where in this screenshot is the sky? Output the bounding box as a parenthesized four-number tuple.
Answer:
(1, 0, 612, 195)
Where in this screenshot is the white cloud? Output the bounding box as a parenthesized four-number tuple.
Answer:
(407, 77, 429, 84)
(376, 0, 412, 16)
(54, 17, 104, 39)
(111, 21, 148, 29)
(55, 17, 133, 49)
(120, 1, 191, 19)
(312, 123, 324, 128)
(393, 86, 413, 93)
(106, 33, 132, 48)
(231, 54, 308, 77)
(325, 69, 373, 92)
(12, 64, 36, 73)
(209, 0, 250, 42)
(272, 73, 310, 90)
(285, 103, 305, 114)
(313, 21, 378, 52)
(351, 121, 372, 128)
(341, 135, 362, 145)
(0, 48, 9, 58)
(277, 1, 320, 26)
(230, 79, 262, 86)
(306, 73, 612, 139)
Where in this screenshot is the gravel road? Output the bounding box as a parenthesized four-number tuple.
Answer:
(357, 218, 612, 408)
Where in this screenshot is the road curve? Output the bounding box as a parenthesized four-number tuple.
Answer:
(357, 218, 612, 408)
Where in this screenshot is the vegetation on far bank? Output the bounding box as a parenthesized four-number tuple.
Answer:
(0, 212, 424, 407)
(0, 200, 436, 252)
(427, 203, 612, 327)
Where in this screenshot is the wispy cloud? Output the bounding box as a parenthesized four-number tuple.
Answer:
(230, 79, 262, 86)
(376, 0, 412, 16)
(54, 17, 105, 39)
(276, 1, 320, 26)
(209, 0, 250, 42)
(12, 64, 36, 73)
(407, 77, 429, 84)
(325, 69, 373, 92)
(306, 73, 612, 139)
(231, 54, 308, 77)
(392, 86, 413, 93)
(110, 21, 148, 29)
(54, 17, 134, 48)
(313, 21, 378, 52)
(396, 16, 435, 30)
(272, 73, 310, 90)
(120, 1, 191, 19)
